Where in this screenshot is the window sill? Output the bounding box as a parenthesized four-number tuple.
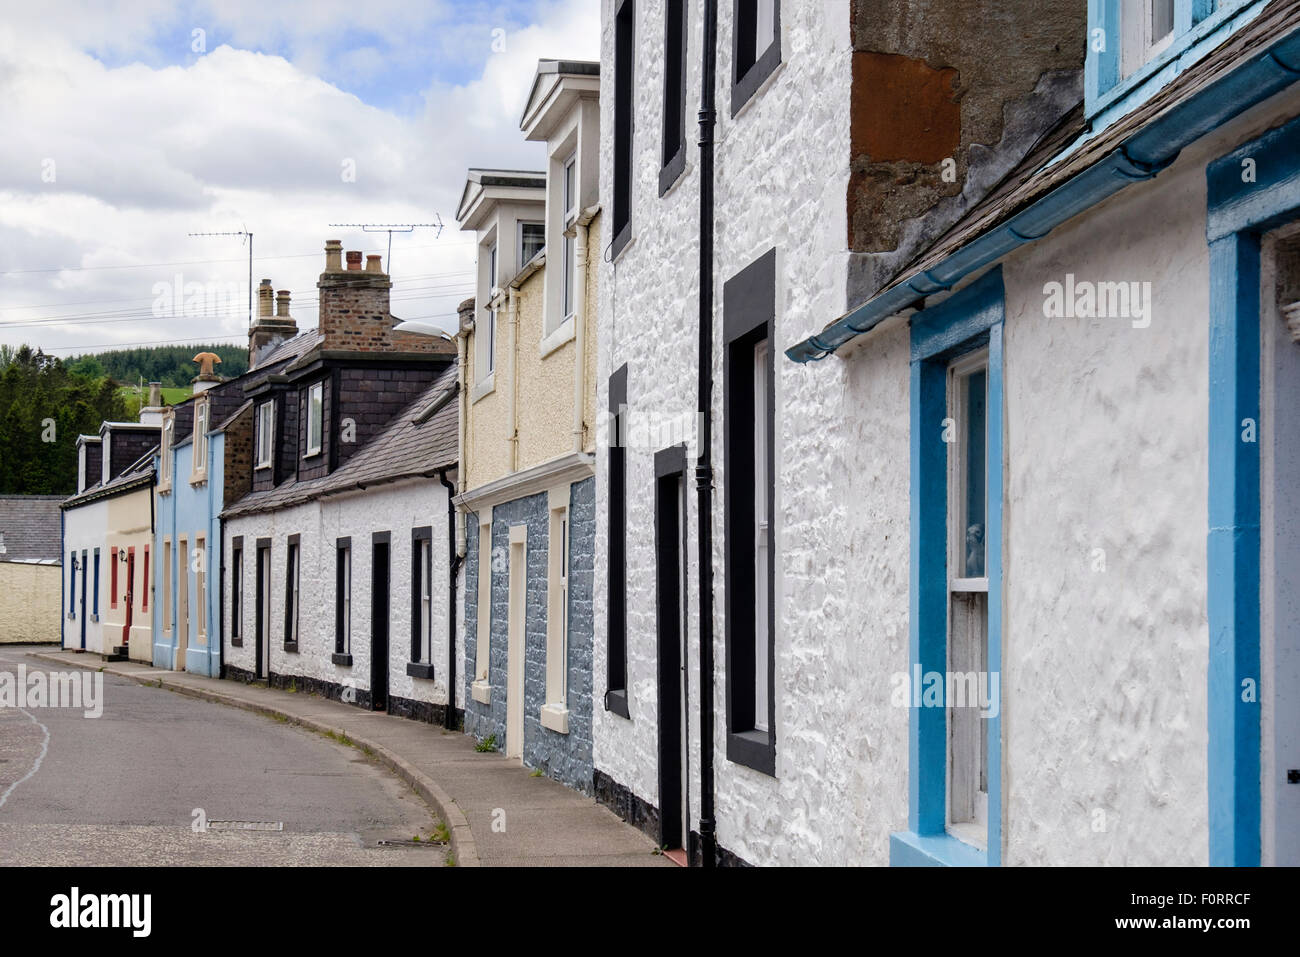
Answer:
(726, 729, 776, 776)
(303, 450, 322, 461)
(282, 641, 299, 653)
(231, 637, 243, 648)
(254, 463, 272, 472)
(658, 148, 687, 197)
(406, 661, 436, 680)
(539, 702, 569, 734)
(470, 374, 495, 405)
(604, 688, 630, 719)
(539, 316, 576, 358)
(731, 49, 784, 120)
(471, 679, 492, 704)
(610, 225, 634, 264)
(889, 830, 989, 867)
(331, 652, 352, 666)
(189, 475, 207, 487)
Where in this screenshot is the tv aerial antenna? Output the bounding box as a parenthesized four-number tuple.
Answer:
(326, 217, 444, 274)
(187, 228, 253, 326)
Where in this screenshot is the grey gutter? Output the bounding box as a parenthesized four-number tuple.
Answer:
(786, 25, 1300, 363)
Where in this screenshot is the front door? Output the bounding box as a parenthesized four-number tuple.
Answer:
(122, 547, 135, 649)
(371, 536, 390, 711)
(79, 550, 87, 650)
(255, 544, 270, 680)
(654, 448, 689, 855)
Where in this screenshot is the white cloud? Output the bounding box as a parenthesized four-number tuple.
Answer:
(0, 0, 599, 353)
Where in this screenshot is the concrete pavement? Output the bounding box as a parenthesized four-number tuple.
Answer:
(24, 647, 670, 867)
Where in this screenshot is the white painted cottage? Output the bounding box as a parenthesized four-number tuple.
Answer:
(594, 0, 1299, 867)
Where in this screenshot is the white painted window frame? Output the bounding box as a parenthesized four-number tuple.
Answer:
(255, 401, 274, 470)
(341, 544, 352, 655)
(1120, 0, 1177, 79)
(753, 338, 771, 734)
(160, 417, 174, 489)
(946, 347, 990, 848)
(191, 399, 209, 483)
(195, 534, 206, 642)
(305, 381, 324, 458)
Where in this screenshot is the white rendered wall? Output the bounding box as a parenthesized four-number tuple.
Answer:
(223, 479, 462, 710)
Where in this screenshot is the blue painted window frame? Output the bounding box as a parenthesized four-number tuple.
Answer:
(1086, 0, 1254, 120)
(890, 266, 1005, 867)
(1203, 112, 1300, 867)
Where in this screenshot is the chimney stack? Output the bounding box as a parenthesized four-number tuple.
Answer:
(324, 239, 343, 272)
(258, 278, 274, 318)
(248, 276, 299, 370)
(138, 381, 165, 426)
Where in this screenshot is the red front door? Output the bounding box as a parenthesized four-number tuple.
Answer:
(122, 548, 135, 646)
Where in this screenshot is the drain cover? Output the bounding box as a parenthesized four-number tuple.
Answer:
(206, 821, 284, 831)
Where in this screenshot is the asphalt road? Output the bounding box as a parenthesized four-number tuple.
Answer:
(0, 646, 447, 866)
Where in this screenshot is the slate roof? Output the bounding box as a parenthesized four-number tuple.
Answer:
(62, 447, 156, 510)
(222, 364, 459, 519)
(893, 0, 1299, 291)
(0, 495, 64, 562)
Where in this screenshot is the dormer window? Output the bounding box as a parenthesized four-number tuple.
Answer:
(160, 418, 173, 489)
(256, 401, 275, 470)
(305, 382, 324, 458)
(191, 400, 209, 482)
(520, 222, 545, 264)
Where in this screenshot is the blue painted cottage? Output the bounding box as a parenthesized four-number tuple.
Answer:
(153, 282, 316, 674)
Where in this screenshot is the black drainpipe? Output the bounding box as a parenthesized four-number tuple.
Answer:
(696, 0, 718, 869)
(438, 469, 463, 731)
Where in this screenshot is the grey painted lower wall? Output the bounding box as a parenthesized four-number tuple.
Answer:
(464, 477, 594, 793)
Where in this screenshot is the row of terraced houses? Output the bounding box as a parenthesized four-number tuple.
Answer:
(51, 0, 1300, 866)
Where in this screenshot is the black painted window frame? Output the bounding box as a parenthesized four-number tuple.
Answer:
(612, 0, 636, 259)
(231, 536, 243, 643)
(283, 533, 300, 652)
(333, 537, 351, 664)
(408, 526, 436, 678)
(723, 248, 777, 776)
(659, 0, 689, 196)
(730, 0, 781, 118)
(606, 363, 630, 718)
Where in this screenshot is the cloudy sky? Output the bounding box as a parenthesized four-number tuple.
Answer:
(0, 0, 599, 357)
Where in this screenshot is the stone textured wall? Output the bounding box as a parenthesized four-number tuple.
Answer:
(847, 0, 1085, 301)
(0, 562, 61, 643)
(463, 479, 595, 793)
(222, 404, 253, 508)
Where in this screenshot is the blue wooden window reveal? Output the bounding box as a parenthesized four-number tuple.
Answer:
(892, 266, 1005, 868)
(1087, 0, 1236, 119)
(1201, 109, 1300, 867)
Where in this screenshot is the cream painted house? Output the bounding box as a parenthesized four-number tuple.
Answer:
(456, 59, 601, 792)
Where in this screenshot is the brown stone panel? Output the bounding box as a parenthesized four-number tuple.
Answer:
(851, 51, 960, 165)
